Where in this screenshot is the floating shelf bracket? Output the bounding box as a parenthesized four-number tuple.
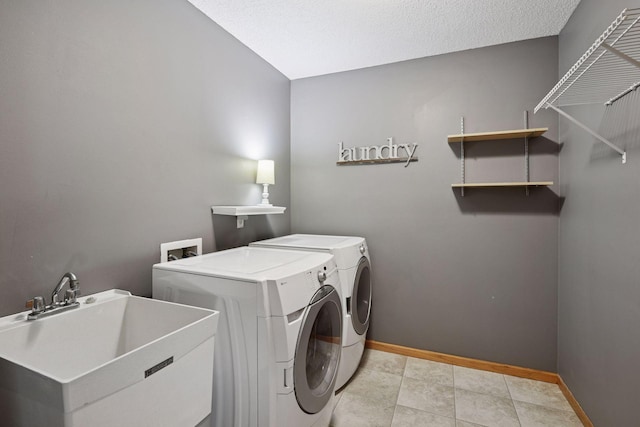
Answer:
(460, 117, 465, 197)
(524, 111, 530, 196)
(535, 7, 640, 164)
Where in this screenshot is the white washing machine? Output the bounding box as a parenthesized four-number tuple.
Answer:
(250, 235, 371, 390)
(152, 247, 342, 427)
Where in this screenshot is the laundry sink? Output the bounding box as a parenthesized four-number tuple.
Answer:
(0, 289, 219, 427)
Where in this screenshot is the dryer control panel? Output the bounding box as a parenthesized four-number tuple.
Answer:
(266, 258, 338, 317)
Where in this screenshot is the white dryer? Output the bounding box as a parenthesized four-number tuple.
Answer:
(152, 247, 343, 427)
(250, 235, 371, 390)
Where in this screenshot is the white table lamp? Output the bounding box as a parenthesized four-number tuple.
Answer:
(256, 159, 275, 206)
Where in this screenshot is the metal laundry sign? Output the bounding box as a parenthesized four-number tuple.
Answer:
(336, 137, 418, 167)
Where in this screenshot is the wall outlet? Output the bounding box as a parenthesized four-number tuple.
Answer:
(160, 238, 202, 262)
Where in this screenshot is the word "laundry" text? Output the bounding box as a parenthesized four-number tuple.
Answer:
(337, 138, 418, 167)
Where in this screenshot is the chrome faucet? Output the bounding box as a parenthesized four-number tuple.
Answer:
(51, 272, 79, 306)
(26, 272, 81, 320)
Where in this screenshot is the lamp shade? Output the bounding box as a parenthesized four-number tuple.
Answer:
(256, 160, 275, 185)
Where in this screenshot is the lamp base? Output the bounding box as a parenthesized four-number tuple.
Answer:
(259, 184, 272, 206)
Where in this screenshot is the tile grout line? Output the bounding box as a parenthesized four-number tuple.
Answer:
(502, 374, 523, 427)
(451, 363, 457, 424)
(512, 397, 586, 414)
(389, 357, 409, 427)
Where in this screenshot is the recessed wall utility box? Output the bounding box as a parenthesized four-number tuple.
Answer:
(160, 238, 202, 263)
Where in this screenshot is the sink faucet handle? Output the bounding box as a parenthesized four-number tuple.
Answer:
(26, 296, 46, 314)
(65, 289, 78, 305)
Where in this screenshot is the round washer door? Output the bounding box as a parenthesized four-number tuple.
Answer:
(351, 257, 372, 335)
(294, 285, 342, 414)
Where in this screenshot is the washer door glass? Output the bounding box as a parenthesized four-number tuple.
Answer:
(351, 257, 371, 335)
(294, 285, 342, 414)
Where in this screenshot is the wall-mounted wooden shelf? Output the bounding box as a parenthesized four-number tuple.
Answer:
(447, 128, 548, 143)
(452, 181, 553, 188)
(450, 115, 551, 196)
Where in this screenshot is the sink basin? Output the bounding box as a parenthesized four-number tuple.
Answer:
(0, 289, 219, 427)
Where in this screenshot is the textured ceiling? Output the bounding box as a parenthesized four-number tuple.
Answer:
(187, 0, 581, 80)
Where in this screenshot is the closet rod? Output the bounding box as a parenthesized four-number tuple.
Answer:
(607, 81, 640, 105)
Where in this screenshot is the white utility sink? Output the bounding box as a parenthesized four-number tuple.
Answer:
(0, 289, 219, 427)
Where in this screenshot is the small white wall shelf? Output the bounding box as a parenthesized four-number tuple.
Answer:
(211, 205, 286, 228)
(535, 7, 640, 164)
(449, 113, 553, 196)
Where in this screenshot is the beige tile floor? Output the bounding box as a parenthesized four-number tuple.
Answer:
(330, 349, 583, 427)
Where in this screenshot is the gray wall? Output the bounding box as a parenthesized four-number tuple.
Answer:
(291, 38, 560, 371)
(558, 2, 640, 426)
(0, 0, 290, 316)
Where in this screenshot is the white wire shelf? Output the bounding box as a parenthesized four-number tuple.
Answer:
(535, 7, 640, 164)
(535, 8, 640, 112)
